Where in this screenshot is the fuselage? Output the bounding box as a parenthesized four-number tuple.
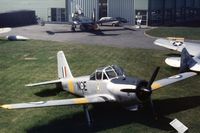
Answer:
(62, 76, 141, 104)
(61, 65, 146, 107)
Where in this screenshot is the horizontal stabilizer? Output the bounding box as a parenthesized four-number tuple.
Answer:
(1, 94, 115, 109)
(151, 72, 197, 91)
(165, 57, 181, 68)
(25, 79, 62, 87)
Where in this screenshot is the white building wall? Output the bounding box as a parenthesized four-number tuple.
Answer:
(108, 0, 135, 24)
(0, 0, 65, 21)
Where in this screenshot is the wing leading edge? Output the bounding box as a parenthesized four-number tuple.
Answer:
(25, 79, 62, 87)
(151, 72, 197, 91)
(1, 94, 116, 109)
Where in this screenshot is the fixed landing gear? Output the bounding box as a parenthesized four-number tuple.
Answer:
(83, 105, 93, 127)
(71, 24, 76, 32)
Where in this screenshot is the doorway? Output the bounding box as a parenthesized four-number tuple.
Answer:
(99, 0, 107, 19)
(135, 10, 148, 26)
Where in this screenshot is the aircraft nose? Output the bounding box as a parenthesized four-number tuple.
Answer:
(136, 83, 151, 102)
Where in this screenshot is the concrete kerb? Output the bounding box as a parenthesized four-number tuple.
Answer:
(143, 27, 159, 39)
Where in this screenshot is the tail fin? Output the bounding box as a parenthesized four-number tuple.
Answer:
(57, 51, 73, 79)
(179, 48, 196, 73)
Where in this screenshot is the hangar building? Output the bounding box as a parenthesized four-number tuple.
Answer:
(0, 0, 200, 26)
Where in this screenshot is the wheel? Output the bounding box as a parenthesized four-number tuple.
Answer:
(80, 24, 86, 31)
(71, 27, 75, 32)
(71, 24, 76, 32)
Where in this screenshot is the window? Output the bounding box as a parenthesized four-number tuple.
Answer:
(103, 73, 108, 80)
(106, 71, 116, 79)
(51, 8, 66, 22)
(112, 65, 124, 76)
(90, 72, 95, 80)
(96, 72, 102, 80)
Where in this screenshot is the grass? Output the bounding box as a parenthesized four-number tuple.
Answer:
(146, 27, 200, 40)
(0, 39, 200, 133)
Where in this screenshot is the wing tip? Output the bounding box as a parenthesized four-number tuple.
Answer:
(151, 83, 161, 91)
(180, 72, 197, 77)
(25, 84, 33, 87)
(1, 104, 12, 109)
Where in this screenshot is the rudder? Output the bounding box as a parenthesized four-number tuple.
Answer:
(57, 51, 73, 79)
(179, 48, 196, 73)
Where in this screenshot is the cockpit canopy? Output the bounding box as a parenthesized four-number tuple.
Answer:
(90, 65, 125, 80)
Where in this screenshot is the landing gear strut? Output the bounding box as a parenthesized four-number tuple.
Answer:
(83, 105, 93, 127)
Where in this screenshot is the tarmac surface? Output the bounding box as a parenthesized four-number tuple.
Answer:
(0, 24, 161, 49)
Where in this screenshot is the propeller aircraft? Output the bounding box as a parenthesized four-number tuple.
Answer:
(154, 38, 200, 72)
(1, 51, 196, 126)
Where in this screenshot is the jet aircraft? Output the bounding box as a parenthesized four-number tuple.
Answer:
(70, 6, 99, 32)
(1, 51, 196, 126)
(71, 14, 99, 32)
(154, 38, 200, 72)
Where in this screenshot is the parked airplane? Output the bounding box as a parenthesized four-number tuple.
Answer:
(71, 14, 99, 32)
(1, 51, 196, 126)
(71, 6, 99, 32)
(0, 27, 11, 34)
(154, 38, 200, 72)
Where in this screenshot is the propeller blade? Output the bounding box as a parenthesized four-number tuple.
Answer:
(147, 67, 160, 89)
(146, 67, 160, 119)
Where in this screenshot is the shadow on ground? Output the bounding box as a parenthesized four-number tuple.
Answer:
(45, 27, 136, 36)
(35, 87, 64, 97)
(26, 96, 200, 133)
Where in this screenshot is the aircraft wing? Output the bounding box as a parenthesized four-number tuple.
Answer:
(154, 38, 184, 52)
(25, 79, 62, 87)
(154, 38, 200, 56)
(1, 94, 116, 109)
(151, 72, 197, 91)
(0, 27, 11, 34)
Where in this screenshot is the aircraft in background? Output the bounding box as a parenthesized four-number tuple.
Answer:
(154, 38, 200, 72)
(71, 15, 99, 32)
(1, 51, 196, 126)
(0, 27, 11, 34)
(71, 5, 99, 32)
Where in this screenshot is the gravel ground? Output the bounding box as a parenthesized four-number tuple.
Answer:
(0, 24, 162, 49)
